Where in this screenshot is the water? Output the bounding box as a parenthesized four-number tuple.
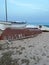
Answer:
(27, 23, 49, 28)
(44, 25, 49, 27)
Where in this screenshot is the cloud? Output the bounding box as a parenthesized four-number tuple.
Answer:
(32, 7, 49, 12)
(9, 0, 32, 7)
(15, 3, 32, 7)
(9, 0, 49, 12)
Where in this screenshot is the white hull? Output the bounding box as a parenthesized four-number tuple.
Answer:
(0, 21, 26, 30)
(37, 25, 49, 31)
(11, 24, 26, 29)
(0, 24, 5, 30)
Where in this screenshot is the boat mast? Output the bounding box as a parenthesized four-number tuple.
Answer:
(5, 0, 8, 22)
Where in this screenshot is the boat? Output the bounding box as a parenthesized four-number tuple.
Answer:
(0, 2, 26, 30)
(10, 21, 26, 29)
(0, 0, 27, 30)
(0, 21, 26, 30)
(37, 25, 49, 31)
(0, 0, 42, 40)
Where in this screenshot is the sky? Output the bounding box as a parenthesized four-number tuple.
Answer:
(0, 0, 49, 25)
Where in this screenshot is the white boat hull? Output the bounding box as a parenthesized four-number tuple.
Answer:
(37, 25, 49, 31)
(0, 22, 26, 30)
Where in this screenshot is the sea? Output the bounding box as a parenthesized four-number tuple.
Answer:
(27, 23, 49, 28)
(27, 22, 49, 27)
(44, 25, 49, 27)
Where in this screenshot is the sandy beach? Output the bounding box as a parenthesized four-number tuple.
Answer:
(0, 32, 49, 65)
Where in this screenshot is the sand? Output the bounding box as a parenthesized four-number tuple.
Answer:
(0, 32, 49, 65)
